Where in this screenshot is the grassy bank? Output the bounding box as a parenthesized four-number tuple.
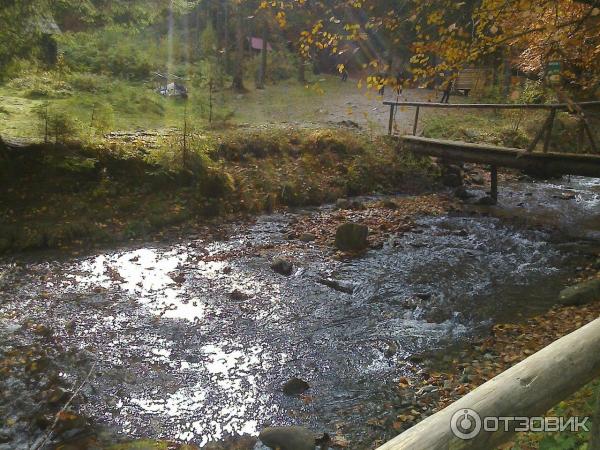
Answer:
(0, 126, 437, 255)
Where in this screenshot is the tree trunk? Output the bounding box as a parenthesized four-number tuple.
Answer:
(223, 1, 230, 72)
(503, 47, 512, 98)
(231, 9, 245, 92)
(257, 20, 268, 89)
(297, 54, 306, 83)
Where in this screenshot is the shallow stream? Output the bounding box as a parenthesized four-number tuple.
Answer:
(0, 176, 598, 448)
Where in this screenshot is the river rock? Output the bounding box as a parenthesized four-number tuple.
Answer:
(559, 278, 600, 306)
(441, 164, 463, 187)
(335, 223, 368, 251)
(553, 192, 576, 200)
(476, 195, 496, 205)
(299, 233, 316, 243)
(282, 377, 310, 395)
(271, 258, 293, 276)
(229, 289, 249, 301)
(204, 436, 257, 449)
(336, 198, 350, 209)
(454, 186, 472, 200)
(317, 278, 355, 294)
(381, 199, 398, 209)
(469, 173, 484, 185)
(259, 426, 315, 450)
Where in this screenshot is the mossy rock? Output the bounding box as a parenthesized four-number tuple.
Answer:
(559, 278, 600, 306)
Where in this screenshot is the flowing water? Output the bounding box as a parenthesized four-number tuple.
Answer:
(0, 177, 598, 448)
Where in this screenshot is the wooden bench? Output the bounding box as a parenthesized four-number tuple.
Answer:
(453, 68, 490, 96)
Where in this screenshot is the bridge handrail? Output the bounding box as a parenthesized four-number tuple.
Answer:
(385, 100, 599, 152)
(383, 100, 600, 110)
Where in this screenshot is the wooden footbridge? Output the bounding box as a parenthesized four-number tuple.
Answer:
(384, 100, 600, 201)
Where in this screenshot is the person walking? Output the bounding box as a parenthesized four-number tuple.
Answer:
(440, 78, 453, 103)
(395, 69, 406, 96)
(341, 67, 349, 82)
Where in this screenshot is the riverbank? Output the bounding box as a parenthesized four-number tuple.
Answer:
(359, 268, 600, 449)
(0, 126, 437, 256)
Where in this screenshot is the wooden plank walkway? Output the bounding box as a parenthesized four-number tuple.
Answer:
(401, 136, 600, 178)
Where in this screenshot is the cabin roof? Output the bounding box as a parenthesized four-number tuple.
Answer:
(248, 37, 273, 51)
(36, 16, 61, 35)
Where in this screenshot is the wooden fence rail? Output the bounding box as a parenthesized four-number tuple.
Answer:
(376, 318, 600, 450)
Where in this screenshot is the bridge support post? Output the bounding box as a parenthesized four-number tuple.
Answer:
(490, 165, 498, 204)
(543, 107, 556, 153)
(388, 104, 395, 135)
(412, 106, 420, 136)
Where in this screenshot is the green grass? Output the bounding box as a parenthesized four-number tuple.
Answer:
(0, 73, 356, 141)
(510, 378, 600, 450)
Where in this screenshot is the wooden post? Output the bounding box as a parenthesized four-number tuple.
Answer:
(388, 104, 395, 135)
(527, 111, 552, 152)
(376, 318, 600, 450)
(413, 106, 420, 136)
(490, 165, 498, 203)
(581, 115, 599, 153)
(543, 107, 556, 153)
(577, 118, 585, 153)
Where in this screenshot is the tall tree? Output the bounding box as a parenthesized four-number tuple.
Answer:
(256, 13, 269, 89)
(232, 3, 246, 91)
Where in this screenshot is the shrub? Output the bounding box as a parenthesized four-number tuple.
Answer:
(1, 58, 39, 82)
(518, 80, 549, 104)
(34, 104, 83, 144)
(197, 167, 235, 198)
(302, 129, 364, 155)
(8, 72, 72, 99)
(91, 101, 115, 134)
(68, 72, 112, 93)
(58, 28, 182, 80)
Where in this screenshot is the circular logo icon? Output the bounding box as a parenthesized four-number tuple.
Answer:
(450, 408, 482, 440)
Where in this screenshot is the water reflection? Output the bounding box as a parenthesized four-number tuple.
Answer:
(128, 343, 274, 444)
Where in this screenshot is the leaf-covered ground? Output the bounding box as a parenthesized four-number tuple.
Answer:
(362, 276, 600, 449)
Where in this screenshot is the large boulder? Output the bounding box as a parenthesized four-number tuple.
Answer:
(259, 426, 315, 450)
(335, 223, 368, 251)
(559, 278, 600, 306)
